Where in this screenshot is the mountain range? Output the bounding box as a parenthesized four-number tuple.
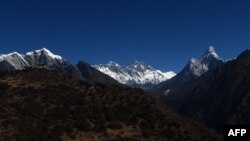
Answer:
(0, 48, 69, 71)
(1, 47, 222, 91)
(0, 48, 119, 85)
(1, 46, 250, 136)
(94, 61, 175, 89)
(0, 48, 175, 89)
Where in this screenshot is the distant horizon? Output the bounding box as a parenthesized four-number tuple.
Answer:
(0, 46, 246, 73)
(1, 0, 250, 72)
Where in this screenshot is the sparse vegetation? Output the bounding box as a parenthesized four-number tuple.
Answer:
(0, 69, 221, 141)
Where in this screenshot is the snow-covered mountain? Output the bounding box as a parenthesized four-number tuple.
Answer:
(178, 46, 223, 81)
(24, 48, 70, 70)
(0, 52, 29, 70)
(0, 48, 69, 71)
(94, 61, 176, 87)
(0, 48, 121, 85)
(151, 46, 224, 96)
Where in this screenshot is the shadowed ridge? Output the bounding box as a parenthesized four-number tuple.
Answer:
(0, 68, 221, 141)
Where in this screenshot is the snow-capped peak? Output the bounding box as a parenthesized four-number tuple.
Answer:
(107, 61, 121, 67)
(0, 51, 29, 70)
(129, 60, 154, 71)
(94, 61, 176, 87)
(8, 52, 22, 56)
(184, 46, 223, 77)
(0, 48, 69, 72)
(26, 48, 63, 60)
(1, 51, 22, 57)
(202, 46, 220, 59)
(0, 52, 25, 61)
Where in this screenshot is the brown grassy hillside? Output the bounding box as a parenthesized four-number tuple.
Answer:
(0, 69, 221, 141)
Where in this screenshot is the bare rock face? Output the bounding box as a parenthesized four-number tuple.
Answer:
(0, 60, 16, 72)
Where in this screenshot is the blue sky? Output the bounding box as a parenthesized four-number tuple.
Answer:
(0, 0, 250, 72)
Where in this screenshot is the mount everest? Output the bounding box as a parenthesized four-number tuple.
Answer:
(94, 61, 175, 87)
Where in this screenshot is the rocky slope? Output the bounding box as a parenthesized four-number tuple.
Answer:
(76, 61, 120, 85)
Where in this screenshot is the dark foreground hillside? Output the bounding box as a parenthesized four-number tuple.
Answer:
(0, 69, 221, 141)
(161, 50, 250, 133)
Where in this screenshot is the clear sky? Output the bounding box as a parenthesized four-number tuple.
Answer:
(0, 0, 250, 72)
